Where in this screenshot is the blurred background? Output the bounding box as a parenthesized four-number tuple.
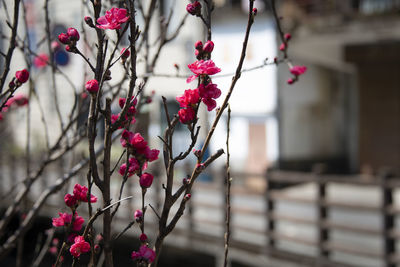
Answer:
(1, 0, 400, 266)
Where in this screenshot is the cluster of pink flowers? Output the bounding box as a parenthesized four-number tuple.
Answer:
(51, 183, 96, 258)
(118, 130, 159, 187)
(52, 212, 85, 232)
(176, 41, 221, 124)
(131, 245, 156, 263)
(64, 183, 98, 207)
(287, 65, 307, 85)
(194, 40, 214, 60)
(70, 235, 91, 258)
(111, 96, 137, 128)
(186, 1, 202, 16)
(58, 27, 80, 52)
(97, 7, 129, 30)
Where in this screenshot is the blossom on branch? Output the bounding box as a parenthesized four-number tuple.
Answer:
(15, 69, 29, 84)
(187, 60, 221, 83)
(52, 212, 84, 231)
(73, 183, 97, 203)
(131, 245, 156, 263)
(70, 236, 90, 257)
(96, 8, 129, 30)
(186, 1, 202, 16)
(290, 65, 307, 76)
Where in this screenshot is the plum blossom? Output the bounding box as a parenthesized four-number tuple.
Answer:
(186, 1, 201, 16)
(52, 212, 84, 231)
(178, 107, 196, 124)
(290, 65, 307, 76)
(97, 8, 129, 30)
(203, 40, 214, 53)
(70, 236, 90, 257)
(85, 79, 99, 93)
(34, 53, 49, 68)
(131, 245, 156, 263)
(139, 172, 154, 188)
(15, 69, 29, 83)
(134, 209, 143, 221)
(176, 89, 200, 108)
(119, 157, 140, 177)
(187, 60, 221, 83)
(73, 183, 97, 203)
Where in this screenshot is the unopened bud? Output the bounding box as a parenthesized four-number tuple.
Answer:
(84, 16, 95, 28)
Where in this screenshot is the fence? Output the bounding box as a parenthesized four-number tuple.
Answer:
(1, 155, 400, 266)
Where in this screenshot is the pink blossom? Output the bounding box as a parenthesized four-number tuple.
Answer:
(70, 236, 90, 258)
(287, 78, 294, 85)
(97, 8, 129, 30)
(139, 233, 147, 242)
(52, 212, 72, 227)
(194, 40, 203, 50)
(290, 65, 307, 76)
(198, 82, 221, 100)
(64, 193, 77, 207)
(176, 89, 200, 108)
(34, 53, 49, 68)
(49, 246, 58, 255)
(67, 28, 80, 41)
(131, 245, 156, 263)
(144, 148, 159, 162)
(15, 69, 29, 83)
(58, 33, 69, 44)
(186, 1, 202, 16)
(203, 40, 214, 53)
(140, 172, 154, 188)
(119, 157, 140, 177)
(285, 33, 292, 41)
(178, 108, 196, 124)
(187, 60, 221, 83)
(73, 183, 97, 203)
(52, 212, 84, 231)
(134, 209, 143, 221)
(85, 79, 99, 93)
(202, 97, 217, 111)
(279, 43, 286, 51)
(72, 215, 85, 232)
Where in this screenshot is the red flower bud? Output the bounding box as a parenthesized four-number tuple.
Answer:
(15, 69, 29, 83)
(84, 16, 95, 27)
(64, 193, 77, 207)
(194, 40, 203, 50)
(85, 79, 99, 93)
(284, 33, 292, 41)
(67, 28, 80, 41)
(58, 33, 69, 44)
(252, 8, 258, 16)
(139, 172, 154, 188)
(134, 209, 143, 221)
(186, 1, 202, 16)
(139, 233, 147, 242)
(203, 40, 214, 53)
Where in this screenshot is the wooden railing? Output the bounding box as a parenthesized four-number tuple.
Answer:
(1, 156, 399, 266)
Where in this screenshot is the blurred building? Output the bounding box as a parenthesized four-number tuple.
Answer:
(276, 0, 400, 173)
